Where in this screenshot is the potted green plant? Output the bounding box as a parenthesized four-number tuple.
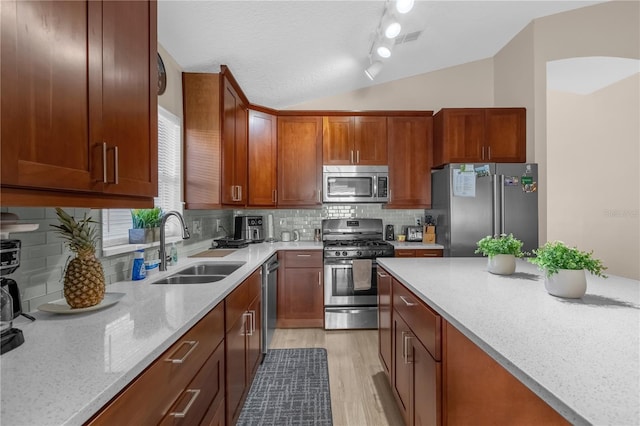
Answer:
(129, 208, 163, 244)
(475, 233, 526, 275)
(528, 241, 607, 298)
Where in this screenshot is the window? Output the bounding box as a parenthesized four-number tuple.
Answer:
(102, 107, 183, 249)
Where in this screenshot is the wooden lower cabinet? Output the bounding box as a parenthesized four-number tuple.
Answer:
(87, 302, 225, 426)
(395, 249, 443, 258)
(377, 267, 392, 377)
(225, 268, 262, 425)
(277, 250, 324, 328)
(384, 278, 569, 426)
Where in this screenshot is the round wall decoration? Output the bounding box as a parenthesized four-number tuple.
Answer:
(157, 53, 167, 96)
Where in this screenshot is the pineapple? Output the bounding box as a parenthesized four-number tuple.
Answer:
(52, 208, 105, 309)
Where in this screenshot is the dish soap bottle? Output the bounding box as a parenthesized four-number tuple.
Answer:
(169, 243, 178, 265)
(132, 249, 146, 281)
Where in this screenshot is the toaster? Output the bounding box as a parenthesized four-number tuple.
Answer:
(405, 226, 423, 242)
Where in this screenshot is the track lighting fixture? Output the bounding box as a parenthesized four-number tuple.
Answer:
(364, 0, 415, 80)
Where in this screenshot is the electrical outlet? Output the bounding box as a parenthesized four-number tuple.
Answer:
(415, 217, 422, 226)
(192, 219, 202, 237)
(216, 219, 221, 231)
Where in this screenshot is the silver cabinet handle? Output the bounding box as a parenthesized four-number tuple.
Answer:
(238, 185, 243, 201)
(297, 254, 311, 257)
(377, 271, 388, 278)
(356, 150, 360, 164)
(318, 271, 322, 286)
(400, 295, 417, 307)
(350, 150, 354, 164)
(250, 310, 256, 334)
(403, 333, 413, 364)
(317, 189, 321, 203)
(112, 146, 119, 184)
(243, 312, 253, 336)
(165, 340, 199, 364)
(170, 389, 200, 418)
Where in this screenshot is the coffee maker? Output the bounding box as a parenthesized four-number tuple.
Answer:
(234, 215, 265, 243)
(1, 239, 25, 354)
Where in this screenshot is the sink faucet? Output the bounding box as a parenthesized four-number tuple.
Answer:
(159, 211, 191, 271)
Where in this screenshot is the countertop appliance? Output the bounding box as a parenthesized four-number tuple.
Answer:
(234, 215, 264, 243)
(261, 254, 279, 357)
(1, 239, 25, 354)
(405, 226, 423, 242)
(322, 165, 389, 203)
(431, 163, 538, 256)
(322, 218, 394, 330)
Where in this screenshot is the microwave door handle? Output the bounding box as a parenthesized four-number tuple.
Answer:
(373, 176, 378, 199)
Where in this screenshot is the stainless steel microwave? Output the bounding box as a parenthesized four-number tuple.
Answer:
(322, 165, 389, 203)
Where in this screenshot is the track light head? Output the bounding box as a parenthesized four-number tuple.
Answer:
(365, 61, 383, 80)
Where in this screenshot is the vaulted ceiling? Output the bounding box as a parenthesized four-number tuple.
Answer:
(158, 1, 604, 109)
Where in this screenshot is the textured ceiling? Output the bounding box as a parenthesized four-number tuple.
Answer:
(158, 1, 604, 109)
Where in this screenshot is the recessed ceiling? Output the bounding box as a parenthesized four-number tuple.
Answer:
(158, 1, 605, 109)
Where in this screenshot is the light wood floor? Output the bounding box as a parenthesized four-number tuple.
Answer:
(270, 328, 404, 426)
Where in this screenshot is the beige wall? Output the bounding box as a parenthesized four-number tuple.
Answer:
(158, 43, 184, 118)
(547, 74, 639, 279)
(288, 58, 494, 111)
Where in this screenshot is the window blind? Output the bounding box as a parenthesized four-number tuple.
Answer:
(102, 107, 183, 248)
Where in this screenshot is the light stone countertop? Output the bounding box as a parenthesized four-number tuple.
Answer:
(377, 257, 640, 426)
(0, 241, 322, 426)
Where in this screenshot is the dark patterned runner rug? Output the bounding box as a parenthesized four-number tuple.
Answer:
(237, 348, 333, 426)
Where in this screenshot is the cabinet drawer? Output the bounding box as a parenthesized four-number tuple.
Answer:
(415, 249, 443, 257)
(395, 249, 415, 257)
(393, 280, 441, 361)
(282, 250, 322, 268)
(159, 341, 225, 425)
(88, 302, 225, 425)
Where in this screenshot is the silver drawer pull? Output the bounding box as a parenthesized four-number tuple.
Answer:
(377, 272, 388, 278)
(297, 254, 311, 257)
(170, 389, 200, 418)
(400, 295, 417, 307)
(165, 340, 199, 364)
(243, 312, 253, 336)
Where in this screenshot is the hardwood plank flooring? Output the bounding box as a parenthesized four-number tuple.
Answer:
(270, 328, 404, 426)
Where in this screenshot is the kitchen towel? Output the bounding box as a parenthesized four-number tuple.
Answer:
(352, 259, 372, 291)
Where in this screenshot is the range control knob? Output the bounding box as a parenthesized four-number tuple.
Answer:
(335, 251, 341, 256)
(356, 251, 362, 256)
(342, 251, 348, 257)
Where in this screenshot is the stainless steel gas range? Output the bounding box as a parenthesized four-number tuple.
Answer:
(322, 218, 395, 329)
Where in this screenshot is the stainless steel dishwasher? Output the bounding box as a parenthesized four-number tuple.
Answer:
(261, 254, 279, 356)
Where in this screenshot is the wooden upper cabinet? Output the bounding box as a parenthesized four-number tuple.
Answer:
(433, 108, 525, 167)
(322, 116, 387, 165)
(248, 110, 277, 207)
(387, 116, 433, 209)
(0, 0, 157, 206)
(183, 72, 222, 209)
(221, 67, 248, 206)
(277, 116, 322, 207)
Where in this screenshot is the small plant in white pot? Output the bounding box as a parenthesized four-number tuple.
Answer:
(475, 233, 526, 275)
(528, 241, 607, 298)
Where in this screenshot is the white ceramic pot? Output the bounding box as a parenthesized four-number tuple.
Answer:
(487, 254, 516, 275)
(544, 269, 587, 298)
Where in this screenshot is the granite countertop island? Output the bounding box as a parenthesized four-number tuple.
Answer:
(0, 241, 321, 426)
(377, 257, 640, 426)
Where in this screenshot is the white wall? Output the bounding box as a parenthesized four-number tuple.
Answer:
(547, 73, 639, 279)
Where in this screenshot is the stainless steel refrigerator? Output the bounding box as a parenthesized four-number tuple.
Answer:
(431, 163, 538, 257)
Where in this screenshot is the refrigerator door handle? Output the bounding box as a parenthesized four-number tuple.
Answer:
(492, 175, 499, 236)
(500, 174, 506, 235)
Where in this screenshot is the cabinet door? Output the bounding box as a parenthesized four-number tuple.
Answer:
(278, 267, 324, 328)
(395, 249, 416, 257)
(248, 110, 277, 207)
(411, 340, 441, 426)
(323, 116, 354, 165)
(415, 249, 443, 258)
(277, 116, 322, 207)
(101, 0, 157, 197)
(377, 268, 392, 377)
(434, 109, 484, 166)
(1, 1, 96, 192)
(387, 116, 433, 208)
(247, 295, 262, 381)
(392, 313, 412, 425)
(484, 108, 526, 163)
(226, 314, 247, 424)
(354, 116, 387, 165)
(222, 77, 248, 205)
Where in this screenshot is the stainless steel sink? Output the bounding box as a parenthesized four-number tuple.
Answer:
(151, 262, 245, 285)
(176, 262, 245, 276)
(152, 275, 227, 285)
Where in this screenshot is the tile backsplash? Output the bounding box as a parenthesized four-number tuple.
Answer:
(2, 205, 423, 313)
